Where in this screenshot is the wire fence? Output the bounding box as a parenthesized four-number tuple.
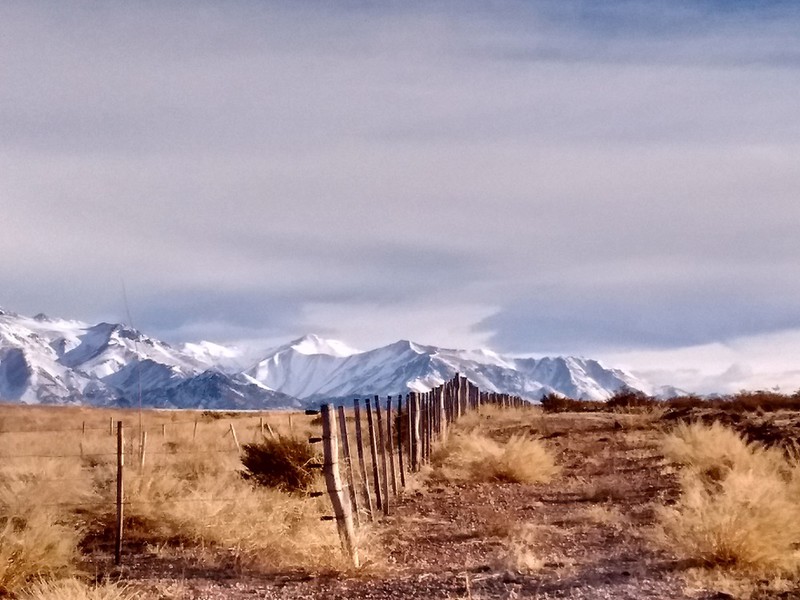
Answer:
(0, 375, 527, 567)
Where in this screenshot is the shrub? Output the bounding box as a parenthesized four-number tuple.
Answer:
(658, 468, 800, 573)
(240, 436, 317, 493)
(433, 431, 559, 484)
(662, 421, 784, 483)
(540, 393, 603, 413)
(657, 422, 800, 574)
(605, 388, 657, 410)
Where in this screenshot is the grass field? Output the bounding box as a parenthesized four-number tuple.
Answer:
(1, 401, 799, 599)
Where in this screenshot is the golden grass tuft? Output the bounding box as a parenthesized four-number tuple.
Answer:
(18, 578, 136, 600)
(0, 510, 81, 595)
(432, 430, 559, 484)
(662, 421, 786, 482)
(657, 421, 800, 575)
(0, 463, 87, 595)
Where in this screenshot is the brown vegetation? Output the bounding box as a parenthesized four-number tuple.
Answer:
(657, 421, 800, 575)
(3, 398, 800, 598)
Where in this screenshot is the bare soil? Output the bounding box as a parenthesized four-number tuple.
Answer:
(112, 411, 800, 599)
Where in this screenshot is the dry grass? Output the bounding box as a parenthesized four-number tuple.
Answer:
(662, 421, 787, 482)
(577, 504, 626, 527)
(683, 567, 796, 600)
(432, 430, 559, 484)
(493, 524, 543, 574)
(0, 406, 353, 594)
(657, 421, 800, 575)
(0, 510, 81, 594)
(17, 579, 137, 600)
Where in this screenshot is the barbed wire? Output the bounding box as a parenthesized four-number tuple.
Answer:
(0, 415, 293, 436)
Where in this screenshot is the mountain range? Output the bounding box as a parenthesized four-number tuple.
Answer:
(0, 307, 672, 409)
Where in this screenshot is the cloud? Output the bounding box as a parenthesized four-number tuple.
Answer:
(601, 327, 800, 394)
(1, 1, 800, 392)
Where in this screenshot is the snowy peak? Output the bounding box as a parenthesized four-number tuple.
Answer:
(0, 310, 296, 409)
(287, 334, 359, 357)
(245, 337, 650, 403)
(0, 307, 661, 408)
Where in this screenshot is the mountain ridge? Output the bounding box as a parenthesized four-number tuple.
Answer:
(0, 308, 668, 408)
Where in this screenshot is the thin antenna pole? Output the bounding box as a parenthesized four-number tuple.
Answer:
(121, 280, 143, 451)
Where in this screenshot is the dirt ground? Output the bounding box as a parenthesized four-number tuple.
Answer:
(116, 410, 800, 599)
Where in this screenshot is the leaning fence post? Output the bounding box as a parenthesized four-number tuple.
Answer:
(115, 421, 124, 565)
(139, 430, 147, 470)
(320, 404, 359, 567)
(337, 405, 360, 528)
(229, 423, 241, 453)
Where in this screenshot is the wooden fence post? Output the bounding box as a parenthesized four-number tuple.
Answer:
(374, 397, 390, 516)
(320, 404, 359, 567)
(115, 421, 124, 565)
(438, 386, 447, 442)
(229, 423, 241, 453)
(406, 393, 414, 470)
(352, 399, 374, 520)
(139, 430, 147, 470)
(426, 392, 433, 460)
(337, 405, 360, 528)
(365, 398, 383, 511)
(397, 395, 406, 488)
(422, 393, 429, 464)
(412, 392, 421, 472)
(455, 375, 463, 420)
(386, 396, 398, 495)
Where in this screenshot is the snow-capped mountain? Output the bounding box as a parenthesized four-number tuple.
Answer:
(0, 309, 297, 408)
(0, 307, 657, 408)
(248, 336, 652, 403)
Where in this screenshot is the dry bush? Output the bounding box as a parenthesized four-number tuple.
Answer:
(241, 436, 317, 493)
(605, 388, 658, 410)
(18, 579, 136, 600)
(540, 394, 604, 413)
(432, 430, 559, 484)
(657, 422, 800, 575)
(662, 421, 786, 483)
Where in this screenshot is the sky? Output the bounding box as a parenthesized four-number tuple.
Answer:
(2, 1, 800, 394)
